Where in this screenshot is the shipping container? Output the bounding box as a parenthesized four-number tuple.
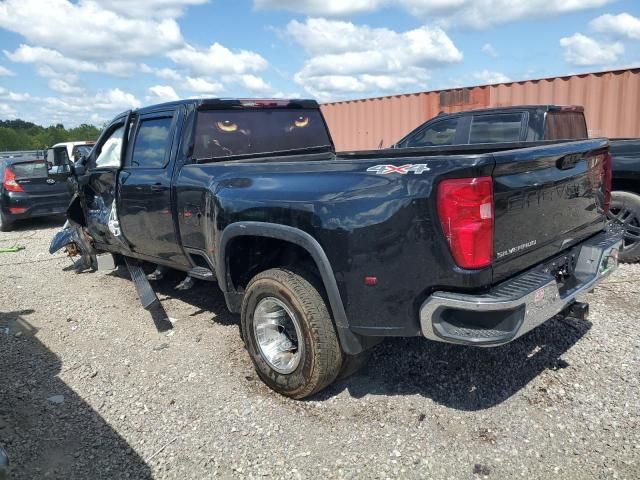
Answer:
(321, 68, 640, 151)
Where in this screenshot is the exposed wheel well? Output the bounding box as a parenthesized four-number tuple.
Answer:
(226, 236, 319, 292)
(612, 178, 640, 196)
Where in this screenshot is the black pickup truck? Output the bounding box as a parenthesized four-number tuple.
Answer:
(394, 105, 640, 262)
(50, 98, 621, 398)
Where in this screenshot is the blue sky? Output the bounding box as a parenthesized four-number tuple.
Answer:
(0, 0, 639, 126)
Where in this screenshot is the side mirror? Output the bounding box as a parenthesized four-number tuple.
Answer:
(47, 148, 73, 181)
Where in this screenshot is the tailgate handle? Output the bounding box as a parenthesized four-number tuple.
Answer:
(556, 153, 583, 170)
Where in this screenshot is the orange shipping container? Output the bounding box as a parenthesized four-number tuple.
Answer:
(321, 68, 640, 151)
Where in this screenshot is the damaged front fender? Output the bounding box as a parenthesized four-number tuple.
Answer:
(49, 220, 96, 272)
(49, 223, 76, 254)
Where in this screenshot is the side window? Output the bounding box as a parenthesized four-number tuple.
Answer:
(469, 113, 524, 144)
(72, 145, 92, 163)
(130, 117, 173, 168)
(95, 126, 125, 168)
(406, 118, 459, 148)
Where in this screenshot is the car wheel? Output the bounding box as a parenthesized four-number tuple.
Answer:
(608, 191, 640, 263)
(608, 192, 640, 263)
(0, 212, 13, 232)
(241, 268, 343, 399)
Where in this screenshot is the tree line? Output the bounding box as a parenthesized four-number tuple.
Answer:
(0, 119, 102, 151)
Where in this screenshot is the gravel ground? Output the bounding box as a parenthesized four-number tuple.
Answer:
(0, 218, 639, 479)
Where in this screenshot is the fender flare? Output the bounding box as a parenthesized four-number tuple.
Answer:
(217, 221, 364, 355)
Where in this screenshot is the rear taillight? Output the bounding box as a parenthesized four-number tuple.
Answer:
(3, 168, 24, 192)
(437, 176, 494, 269)
(602, 152, 612, 214)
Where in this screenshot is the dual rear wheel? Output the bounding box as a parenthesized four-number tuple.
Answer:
(240, 268, 365, 399)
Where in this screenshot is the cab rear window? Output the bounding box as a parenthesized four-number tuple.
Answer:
(469, 113, 524, 143)
(545, 112, 588, 140)
(11, 161, 48, 179)
(193, 109, 332, 160)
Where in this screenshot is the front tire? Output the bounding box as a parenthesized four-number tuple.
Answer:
(241, 268, 343, 399)
(608, 191, 640, 263)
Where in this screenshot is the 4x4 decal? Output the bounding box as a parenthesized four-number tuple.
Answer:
(367, 164, 431, 175)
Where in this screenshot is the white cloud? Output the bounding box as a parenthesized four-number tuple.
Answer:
(0, 0, 184, 61)
(0, 87, 31, 102)
(591, 12, 640, 40)
(147, 85, 180, 102)
(0, 102, 18, 118)
(48, 79, 84, 95)
(103, 61, 138, 77)
(560, 33, 624, 66)
(287, 18, 461, 100)
(472, 70, 510, 84)
(96, 0, 208, 19)
(94, 88, 141, 110)
(168, 42, 268, 76)
(5, 45, 99, 73)
(254, 0, 383, 16)
(184, 76, 225, 95)
(229, 74, 274, 95)
(0, 65, 14, 76)
(481, 43, 498, 57)
(39, 88, 140, 126)
(399, 0, 614, 28)
(141, 64, 182, 81)
(256, 0, 613, 27)
(34, 65, 79, 84)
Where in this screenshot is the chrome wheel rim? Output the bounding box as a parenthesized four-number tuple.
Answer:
(253, 297, 303, 374)
(608, 206, 640, 250)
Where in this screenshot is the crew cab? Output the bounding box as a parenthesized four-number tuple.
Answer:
(1, 152, 71, 231)
(50, 98, 621, 398)
(393, 105, 588, 148)
(395, 105, 640, 263)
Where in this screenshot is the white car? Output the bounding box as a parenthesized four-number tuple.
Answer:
(51, 141, 95, 164)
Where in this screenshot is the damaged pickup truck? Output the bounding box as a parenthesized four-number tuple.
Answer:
(49, 98, 622, 398)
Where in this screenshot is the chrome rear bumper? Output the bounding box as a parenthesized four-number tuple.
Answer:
(420, 230, 622, 346)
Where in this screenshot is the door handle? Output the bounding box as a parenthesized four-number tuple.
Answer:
(150, 184, 164, 192)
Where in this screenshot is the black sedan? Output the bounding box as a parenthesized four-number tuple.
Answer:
(0, 155, 71, 231)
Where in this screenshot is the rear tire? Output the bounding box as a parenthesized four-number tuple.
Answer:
(241, 268, 343, 399)
(608, 191, 640, 263)
(0, 212, 13, 232)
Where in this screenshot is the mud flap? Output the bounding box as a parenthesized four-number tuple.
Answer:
(124, 258, 173, 332)
(0, 444, 8, 480)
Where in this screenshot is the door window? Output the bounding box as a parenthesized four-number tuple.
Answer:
(405, 118, 459, 148)
(469, 113, 524, 143)
(130, 117, 173, 168)
(95, 126, 125, 168)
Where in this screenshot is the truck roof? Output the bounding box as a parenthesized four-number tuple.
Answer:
(433, 104, 584, 118)
(122, 98, 320, 117)
(52, 141, 95, 148)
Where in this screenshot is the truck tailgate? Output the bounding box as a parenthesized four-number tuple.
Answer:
(492, 139, 609, 282)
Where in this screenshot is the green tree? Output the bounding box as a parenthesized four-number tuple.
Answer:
(0, 118, 102, 151)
